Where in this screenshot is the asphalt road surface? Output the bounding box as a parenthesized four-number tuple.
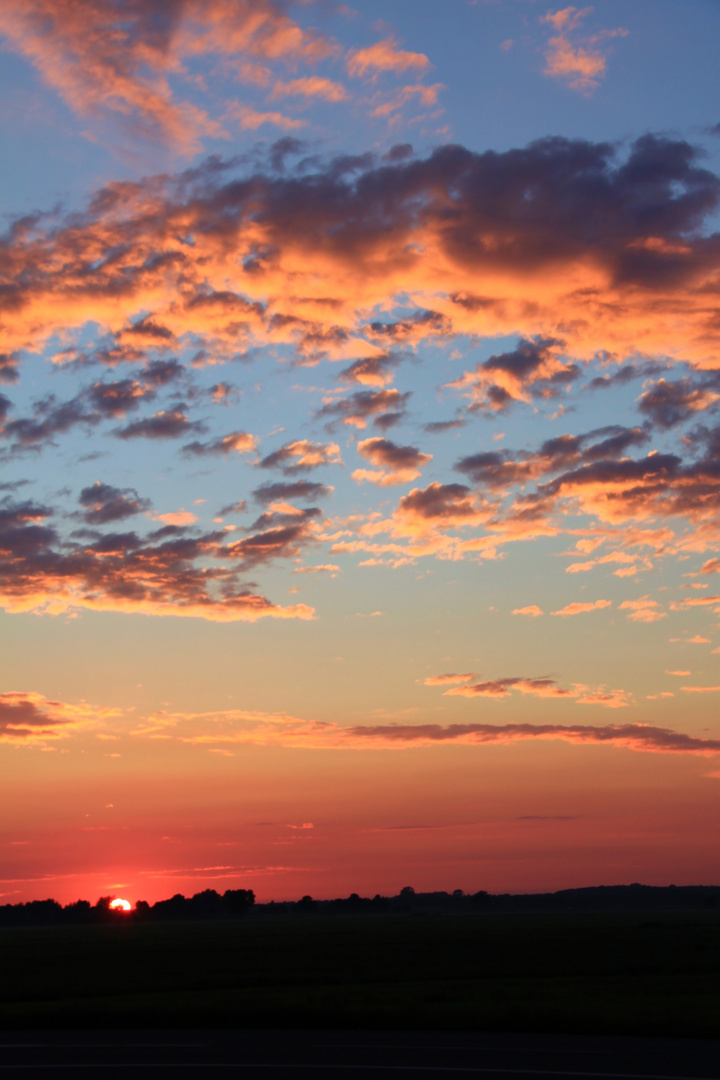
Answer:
(0, 1030, 718, 1080)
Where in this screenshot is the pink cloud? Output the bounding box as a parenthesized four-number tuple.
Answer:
(227, 105, 306, 131)
(271, 76, 348, 102)
(551, 599, 611, 616)
(541, 7, 627, 95)
(0, 0, 335, 152)
(346, 38, 430, 78)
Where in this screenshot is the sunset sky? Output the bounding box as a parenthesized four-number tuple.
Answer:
(2, 0, 720, 907)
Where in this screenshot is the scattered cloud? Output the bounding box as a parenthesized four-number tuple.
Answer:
(133, 707, 719, 754)
(618, 596, 666, 623)
(0, 496, 313, 622)
(0, 690, 119, 742)
(253, 481, 333, 504)
(228, 105, 306, 131)
(436, 673, 631, 709)
(346, 38, 430, 79)
(551, 599, 611, 617)
(78, 482, 150, 525)
(182, 431, 257, 456)
(258, 439, 342, 473)
(353, 437, 432, 487)
(271, 76, 348, 102)
(541, 7, 628, 95)
(423, 673, 477, 686)
(0, 0, 335, 153)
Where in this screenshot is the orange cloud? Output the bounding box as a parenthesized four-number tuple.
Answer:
(541, 7, 627, 95)
(438, 674, 631, 708)
(0, 690, 120, 742)
(258, 439, 342, 471)
(371, 83, 444, 118)
(352, 437, 432, 487)
(669, 594, 720, 611)
(0, 495, 314, 622)
(618, 596, 667, 623)
(346, 38, 430, 78)
(0, 0, 335, 152)
(447, 339, 572, 413)
(423, 673, 476, 686)
(551, 599, 611, 616)
(271, 76, 348, 102)
(2, 136, 719, 377)
(227, 105, 306, 131)
(512, 605, 544, 617)
(151, 509, 198, 527)
(134, 707, 718, 754)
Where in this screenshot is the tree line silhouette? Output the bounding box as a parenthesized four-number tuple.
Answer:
(0, 888, 255, 927)
(1, 884, 719, 927)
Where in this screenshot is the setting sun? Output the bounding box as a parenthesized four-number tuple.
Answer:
(110, 899, 132, 913)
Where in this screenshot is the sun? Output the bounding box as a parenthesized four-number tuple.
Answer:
(110, 898, 132, 912)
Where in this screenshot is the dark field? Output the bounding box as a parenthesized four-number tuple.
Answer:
(1, 910, 720, 1038)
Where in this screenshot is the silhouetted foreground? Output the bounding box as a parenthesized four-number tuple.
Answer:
(1, 893, 719, 1038)
(1, 883, 719, 926)
(3, 1029, 720, 1080)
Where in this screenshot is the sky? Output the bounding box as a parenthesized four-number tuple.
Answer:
(1, 0, 720, 907)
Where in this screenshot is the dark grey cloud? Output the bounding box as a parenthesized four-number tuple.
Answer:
(116, 408, 204, 440)
(3, 395, 96, 447)
(0, 354, 19, 384)
(123, 315, 174, 340)
(455, 426, 651, 489)
(218, 499, 247, 516)
(87, 378, 154, 417)
(269, 136, 307, 173)
(337, 352, 401, 386)
(0, 479, 30, 492)
(318, 389, 411, 428)
(78, 482, 151, 525)
(356, 437, 430, 471)
(181, 430, 255, 456)
(397, 482, 475, 522)
(455, 451, 535, 488)
(0, 494, 302, 620)
(221, 518, 317, 569)
(585, 360, 668, 392)
(637, 377, 720, 429)
(423, 418, 466, 434)
(257, 439, 341, 473)
(252, 481, 332, 504)
(142, 359, 184, 386)
(364, 309, 450, 344)
(247, 506, 321, 532)
(346, 721, 720, 753)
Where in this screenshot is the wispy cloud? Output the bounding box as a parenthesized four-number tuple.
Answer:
(134, 706, 719, 754)
(551, 599, 611, 617)
(346, 38, 430, 79)
(541, 7, 628, 94)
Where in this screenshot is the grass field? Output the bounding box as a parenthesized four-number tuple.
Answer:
(2, 910, 719, 1036)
